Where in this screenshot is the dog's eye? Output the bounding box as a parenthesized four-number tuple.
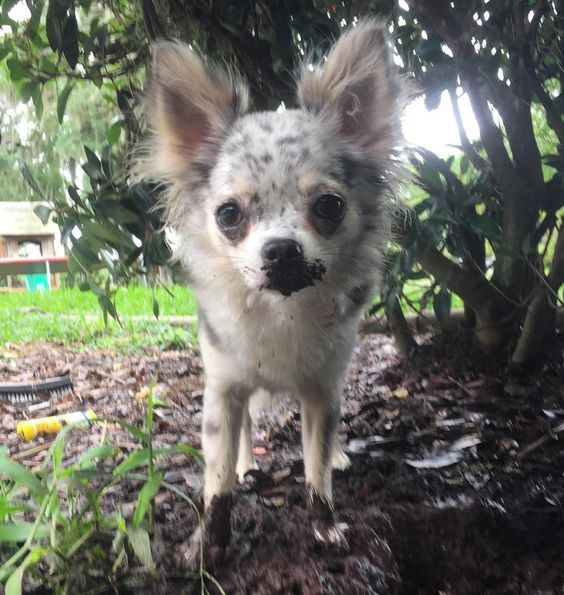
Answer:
(313, 194, 345, 221)
(216, 201, 243, 229)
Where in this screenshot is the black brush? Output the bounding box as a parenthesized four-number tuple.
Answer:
(0, 374, 73, 405)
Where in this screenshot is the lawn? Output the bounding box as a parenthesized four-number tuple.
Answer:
(0, 279, 465, 352)
(0, 285, 198, 351)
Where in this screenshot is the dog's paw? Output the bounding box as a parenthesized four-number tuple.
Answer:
(175, 494, 232, 572)
(312, 518, 349, 548)
(331, 445, 351, 471)
(307, 485, 350, 551)
(236, 460, 258, 484)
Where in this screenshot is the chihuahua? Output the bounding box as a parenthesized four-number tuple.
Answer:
(139, 19, 403, 565)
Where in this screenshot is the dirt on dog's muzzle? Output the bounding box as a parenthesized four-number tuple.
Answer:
(262, 259, 327, 296)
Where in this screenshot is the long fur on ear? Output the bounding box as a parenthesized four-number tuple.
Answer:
(141, 41, 249, 181)
(297, 19, 404, 159)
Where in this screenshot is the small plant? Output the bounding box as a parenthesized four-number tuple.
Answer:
(0, 382, 220, 594)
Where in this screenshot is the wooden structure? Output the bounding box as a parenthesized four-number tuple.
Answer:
(0, 202, 65, 290)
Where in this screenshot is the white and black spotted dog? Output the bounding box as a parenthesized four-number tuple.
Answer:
(139, 19, 404, 565)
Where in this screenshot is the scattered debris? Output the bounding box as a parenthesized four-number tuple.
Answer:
(0, 332, 562, 594)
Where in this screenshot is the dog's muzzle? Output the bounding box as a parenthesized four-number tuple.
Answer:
(260, 238, 326, 297)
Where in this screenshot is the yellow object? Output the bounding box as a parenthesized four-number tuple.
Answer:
(135, 387, 150, 401)
(17, 409, 97, 441)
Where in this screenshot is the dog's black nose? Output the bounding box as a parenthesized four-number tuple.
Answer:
(261, 238, 303, 265)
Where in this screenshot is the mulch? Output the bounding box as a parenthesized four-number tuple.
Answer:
(1, 330, 563, 594)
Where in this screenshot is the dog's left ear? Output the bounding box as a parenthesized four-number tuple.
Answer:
(297, 19, 402, 158)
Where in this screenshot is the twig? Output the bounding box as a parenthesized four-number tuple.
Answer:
(516, 421, 564, 461)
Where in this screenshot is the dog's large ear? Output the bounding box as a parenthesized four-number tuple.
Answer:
(146, 42, 249, 179)
(297, 20, 402, 158)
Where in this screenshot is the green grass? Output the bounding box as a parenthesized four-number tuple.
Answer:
(0, 284, 197, 316)
(0, 285, 198, 352)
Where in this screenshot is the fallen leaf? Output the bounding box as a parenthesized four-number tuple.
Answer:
(406, 451, 463, 469)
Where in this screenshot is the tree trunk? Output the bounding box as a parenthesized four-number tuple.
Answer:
(385, 296, 417, 357)
(512, 226, 564, 365)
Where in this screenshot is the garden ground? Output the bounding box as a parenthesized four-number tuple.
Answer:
(1, 324, 563, 594)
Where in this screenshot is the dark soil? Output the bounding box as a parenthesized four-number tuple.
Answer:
(1, 331, 563, 594)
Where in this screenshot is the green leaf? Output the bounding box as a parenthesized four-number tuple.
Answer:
(20, 161, 43, 198)
(459, 155, 469, 176)
(5, 547, 47, 595)
(466, 214, 501, 241)
(57, 81, 74, 124)
(70, 236, 99, 265)
(7, 57, 27, 81)
(112, 443, 201, 476)
(107, 119, 123, 145)
(0, 499, 29, 519)
(31, 85, 43, 120)
(112, 448, 151, 476)
(82, 220, 122, 245)
(133, 472, 163, 528)
(87, 278, 103, 296)
(33, 204, 52, 225)
(5, 565, 24, 595)
(82, 162, 105, 183)
(0, 45, 11, 61)
(51, 428, 66, 475)
(0, 522, 50, 542)
(84, 145, 100, 166)
(168, 443, 203, 463)
(98, 200, 139, 224)
(418, 161, 444, 193)
(76, 444, 118, 468)
(28, 0, 45, 34)
(19, 81, 37, 103)
(433, 286, 452, 326)
(114, 420, 149, 443)
(45, 0, 63, 51)
(152, 296, 160, 320)
(128, 527, 155, 573)
(61, 12, 79, 68)
(0, 457, 46, 497)
(67, 184, 84, 208)
(101, 145, 112, 178)
(125, 246, 143, 266)
(99, 294, 120, 324)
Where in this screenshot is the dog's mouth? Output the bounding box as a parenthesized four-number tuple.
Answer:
(260, 259, 327, 297)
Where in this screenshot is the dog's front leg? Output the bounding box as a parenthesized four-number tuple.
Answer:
(181, 378, 248, 569)
(236, 403, 255, 482)
(300, 388, 347, 546)
(202, 379, 248, 505)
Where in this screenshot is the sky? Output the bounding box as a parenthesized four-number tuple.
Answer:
(403, 90, 480, 154)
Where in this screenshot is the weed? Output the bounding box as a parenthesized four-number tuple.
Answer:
(0, 383, 222, 594)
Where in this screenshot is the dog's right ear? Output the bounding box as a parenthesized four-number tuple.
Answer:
(146, 42, 249, 179)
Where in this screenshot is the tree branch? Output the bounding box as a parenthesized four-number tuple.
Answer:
(525, 60, 564, 148)
(393, 213, 503, 314)
(448, 87, 487, 171)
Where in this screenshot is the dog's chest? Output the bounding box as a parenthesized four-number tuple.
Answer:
(206, 290, 352, 389)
